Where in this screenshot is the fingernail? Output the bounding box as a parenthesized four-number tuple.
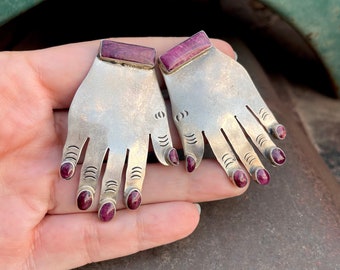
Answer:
(232, 169, 248, 188)
(98, 201, 116, 222)
(126, 189, 142, 210)
(194, 203, 201, 215)
(168, 148, 179, 166)
(233, 50, 238, 61)
(186, 155, 196, 173)
(77, 189, 93, 210)
(60, 161, 74, 180)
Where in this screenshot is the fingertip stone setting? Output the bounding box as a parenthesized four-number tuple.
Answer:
(270, 147, 286, 166)
(186, 155, 196, 173)
(126, 189, 142, 210)
(77, 190, 93, 210)
(232, 169, 248, 188)
(60, 161, 74, 180)
(255, 168, 271, 185)
(273, 124, 287, 140)
(168, 148, 180, 166)
(99, 202, 116, 222)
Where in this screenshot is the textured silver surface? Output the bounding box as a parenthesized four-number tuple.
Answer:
(160, 44, 285, 180)
(61, 51, 175, 212)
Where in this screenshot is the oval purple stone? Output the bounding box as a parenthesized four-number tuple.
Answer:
(255, 168, 270, 185)
(99, 202, 116, 222)
(60, 161, 74, 180)
(233, 169, 248, 188)
(275, 124, 287, 140)
(271, 148, 286, 166)
(168, 148, 179, 166)
(77, 190, 93, 210)
(186, 155, 196, 173)
(127, 190, 142, 210)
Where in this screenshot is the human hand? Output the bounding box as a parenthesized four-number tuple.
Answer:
(0, 37, 245, 269)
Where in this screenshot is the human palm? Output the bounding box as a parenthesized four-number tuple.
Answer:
(0, 37, 245, 269)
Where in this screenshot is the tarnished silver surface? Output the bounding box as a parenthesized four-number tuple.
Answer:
(60, 41, 175, 219)
(159, 42, 286, 182)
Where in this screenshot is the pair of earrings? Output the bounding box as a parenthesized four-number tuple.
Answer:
(59, 30, 286, 222)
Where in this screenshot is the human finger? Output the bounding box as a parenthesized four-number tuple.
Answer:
(35, 202, 200, 270)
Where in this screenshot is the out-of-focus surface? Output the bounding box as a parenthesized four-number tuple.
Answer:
(0, 0, 44, 26)
(259, 0, 340, 97)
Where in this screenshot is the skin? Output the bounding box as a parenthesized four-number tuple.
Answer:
(0, 37, 248, 269)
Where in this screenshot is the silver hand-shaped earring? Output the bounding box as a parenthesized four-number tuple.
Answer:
(158, 30, 286, 187)
(60, 40, 178, 221)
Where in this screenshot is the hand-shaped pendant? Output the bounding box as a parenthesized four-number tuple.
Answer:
(159, 30, 286, 187)
(60, 40, 178, 221)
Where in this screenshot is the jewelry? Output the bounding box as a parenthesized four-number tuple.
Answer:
(60, 39, 178, 221)
(158, 30, 287, 186)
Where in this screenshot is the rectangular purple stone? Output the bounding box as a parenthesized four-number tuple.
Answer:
(159, 30, 212, 73)
(99, 39, 156, 69)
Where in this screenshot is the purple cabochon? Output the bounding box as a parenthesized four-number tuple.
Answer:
(159, 30, 212, 73)
(100, 39, 156, 68)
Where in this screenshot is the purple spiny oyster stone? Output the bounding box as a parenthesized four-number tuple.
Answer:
(272, 124, 287, 140)
(271, 147, 286, 165)
(127, 190, 142, 210)
(186, 155, 196, 173)
(99, 202, 116, 222)
(77, 190, 93, 210)
(60, 161, 74, 180)
(276, 124, 287, 140)
(168, 148, 179, 166)
(159, 30, 212, 73)
(255, 168, 270, 185)
(100, 39, 156, 68)
(233, 169, 248, 188)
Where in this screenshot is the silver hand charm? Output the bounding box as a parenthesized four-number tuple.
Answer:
(159, 30, 286, 187)
(60, 40, 178, 221)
